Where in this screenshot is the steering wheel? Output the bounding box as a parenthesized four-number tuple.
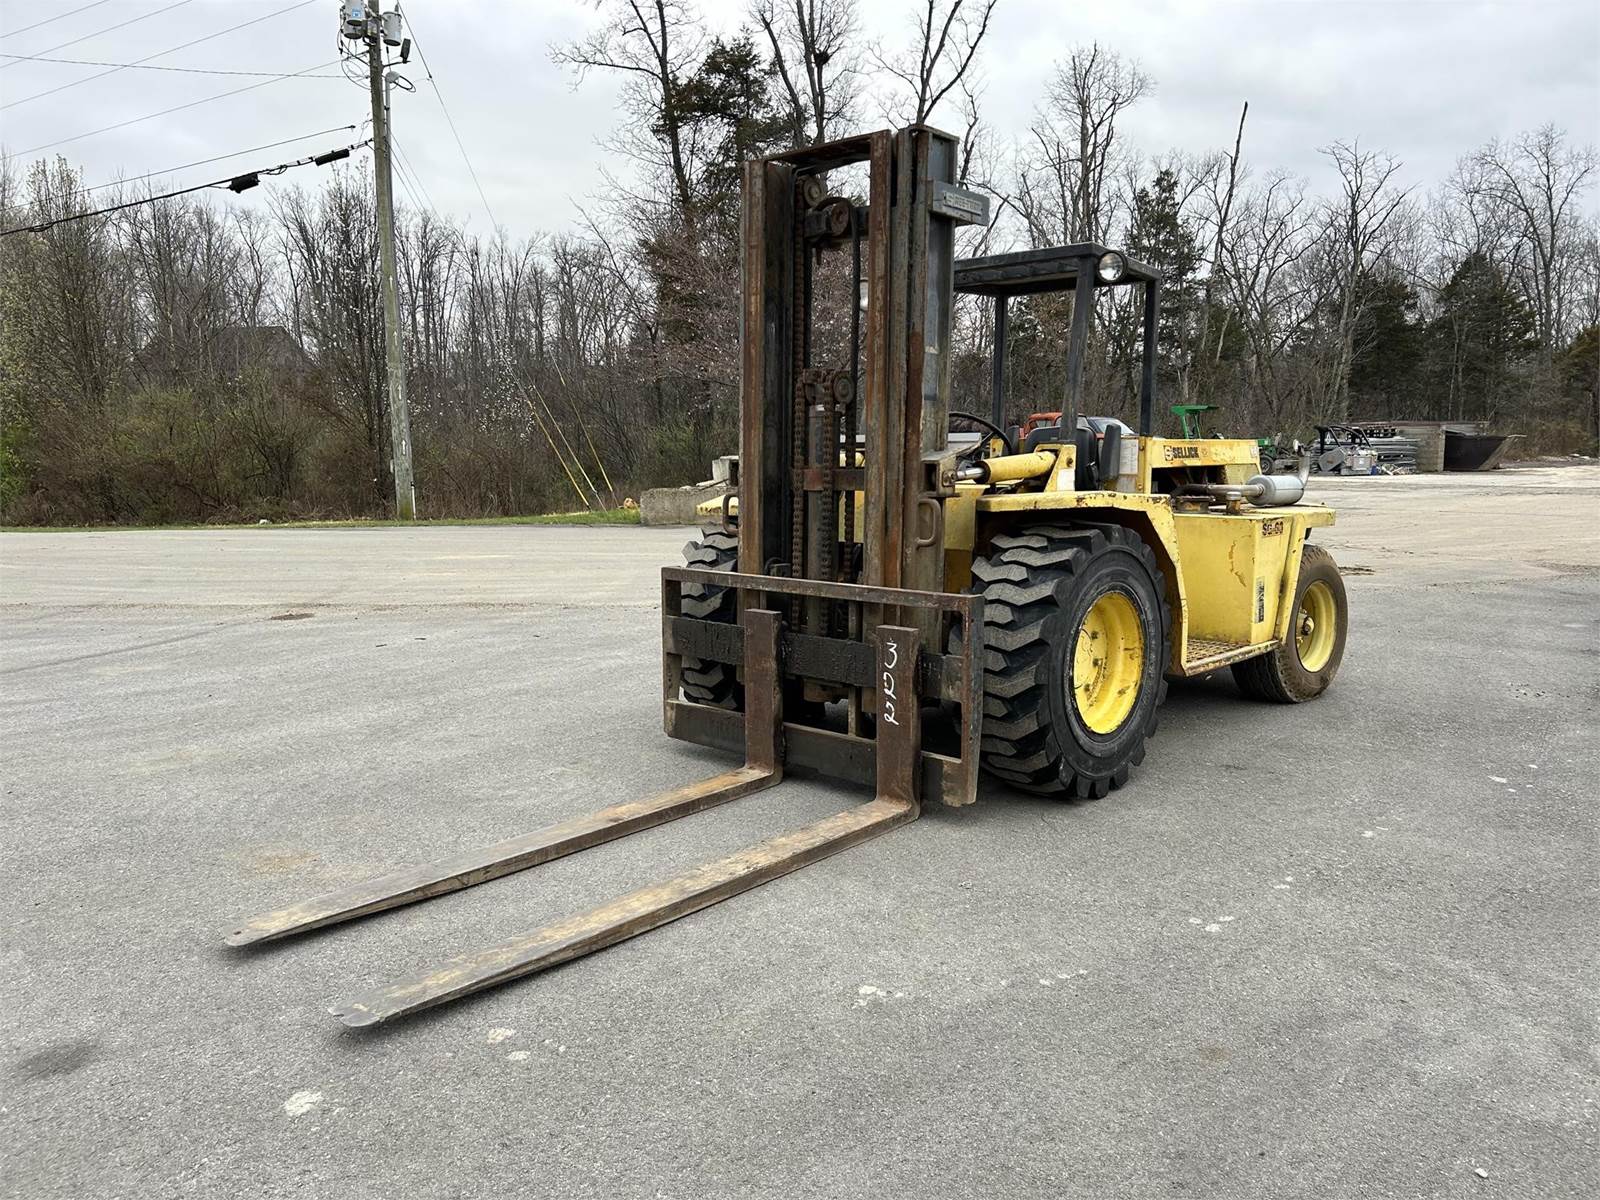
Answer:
(949, 410, 1016, 457)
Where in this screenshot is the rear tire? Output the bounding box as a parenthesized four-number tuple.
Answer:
(679, 531, 741, 708)
(1232, 542, 1347, 702)
(974, 524, 1172, 799)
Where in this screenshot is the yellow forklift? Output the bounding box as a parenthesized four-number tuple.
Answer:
(225, 126, 1347, 1025)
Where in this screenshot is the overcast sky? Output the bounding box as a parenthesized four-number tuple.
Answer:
(1, 0, 1596, 238)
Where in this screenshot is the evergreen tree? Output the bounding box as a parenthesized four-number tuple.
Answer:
(1125, 169, 1201, 389)
(676, 35, 790, 235)
(1424, 253, 1539, 422)
(1348, 275, 1424, 418)
(1557, 324, 1599, 452)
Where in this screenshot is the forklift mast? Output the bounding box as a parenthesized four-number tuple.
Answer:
(659, 126, 993, 811)
(738, 127, 987, 599)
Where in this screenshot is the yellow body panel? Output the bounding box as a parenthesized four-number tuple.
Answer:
(1171, 511, 1295, 645)
(695, 437, 1334, 676)
(1047, 444, 1077, 491)
(973, 488, 1333, 673)
(1138, 437, 1261, 489)
(942, 488, 979, 591)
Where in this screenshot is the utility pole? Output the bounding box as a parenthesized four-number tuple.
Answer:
(364, 1, 416, 518)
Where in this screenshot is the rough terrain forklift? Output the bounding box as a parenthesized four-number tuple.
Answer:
(226, 126, 1348, 1026)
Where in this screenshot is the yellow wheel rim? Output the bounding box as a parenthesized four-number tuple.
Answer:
(1295, 579, 1337, 672)
(1072, 591, 1144, 735)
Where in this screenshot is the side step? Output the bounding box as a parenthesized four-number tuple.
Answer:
(1181, 636, 1280, 675)
(226, 613, 928, 1028)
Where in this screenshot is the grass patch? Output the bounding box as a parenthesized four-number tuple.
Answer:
(0, 507, 643, 533)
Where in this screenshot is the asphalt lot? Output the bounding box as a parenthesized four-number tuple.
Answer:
(2, 464, 1596, 1199)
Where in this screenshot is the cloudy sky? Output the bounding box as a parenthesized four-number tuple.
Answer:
(1, 0, 1596, 237)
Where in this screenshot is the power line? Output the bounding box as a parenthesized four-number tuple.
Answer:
(390, 154, 426, 215)
(391, 135, 438, 214)
(399, 3, 498, 230)
(336, 30, 367, 89)
(0, 52, 342, 79)
(4, 0, 115, 39)
(2, 0, 321, 110)
(1, 139, 371, 237)
(389, 150, 423, 212)
(0, 0, 196, 68)
(67, 125, 360, 199)
(387, 129, 426, 213)
(14, 60, 342, 157)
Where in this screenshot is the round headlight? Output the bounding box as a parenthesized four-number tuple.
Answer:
(1096, 250, 1127, 284)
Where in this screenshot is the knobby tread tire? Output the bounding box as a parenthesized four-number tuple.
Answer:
(1231, 542, 1347, 703)
(679, 531, 741, 707)
(974, 524, 1172, 800)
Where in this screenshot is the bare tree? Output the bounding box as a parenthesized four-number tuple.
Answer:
(1, 161, 134, 425)
(397, 209, 462, 426)
(951, 72, 992, 190)
(1014, 43, 1151, 246)
(1470, 125, 1598, 353)
(10, 41, 1600, 527)
(1314, 141, 1411, 420)
(554, 1, 707, 237)
(1194, 102, 1247, 374)
(872, 0, 998, 128)
(273, 173, 388, 497)
(752, 0, 860, 146)
(1572, 215, 1600, 334)
(1435, 153, 1520, 268)
(122, 195, 239, 389)
(1215, 172, 1319, 429)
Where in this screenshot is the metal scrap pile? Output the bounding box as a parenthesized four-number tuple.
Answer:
(1311, 424, 1420, 475)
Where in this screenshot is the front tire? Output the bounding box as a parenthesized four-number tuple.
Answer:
(974, 524, 1172, 799)
(1232, 542, 1347, 702)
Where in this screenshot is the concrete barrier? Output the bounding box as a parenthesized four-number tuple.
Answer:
(640, 481, 727, 526)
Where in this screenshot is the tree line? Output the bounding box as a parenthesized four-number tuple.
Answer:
(1, 0, 1595, 526)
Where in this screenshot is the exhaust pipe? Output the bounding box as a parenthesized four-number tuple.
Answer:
(1179, 450, 1312, 507)
(1244, 450, 1312, 506)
